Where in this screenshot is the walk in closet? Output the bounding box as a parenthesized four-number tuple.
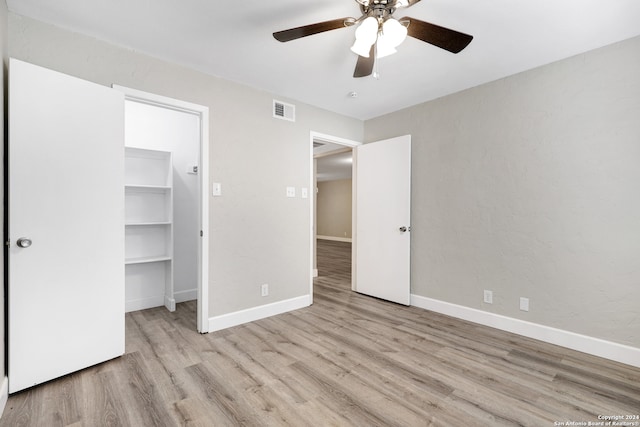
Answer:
(122, 96, 202, 313)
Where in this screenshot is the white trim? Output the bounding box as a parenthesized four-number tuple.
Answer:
(312, 131, 362, 148)
(0, 377, 8, 418)
(309, 131, 362, 305)
(112, 85, 210, 333)
(124, 290, 195, 312)
(411, 295, 640, 369)
(125, 296, 165, 313)
(164, 296, 176, 312)
(208, 295, 311, 332)
(174, 288, 197, 303)
(317, 235, 352, 243)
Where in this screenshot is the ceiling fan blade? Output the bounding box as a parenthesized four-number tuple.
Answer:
(273, 18, 353, 42)
(402, 17, 473, 53)
(353, 45, 375, 78)
(395, 0, 422, 8)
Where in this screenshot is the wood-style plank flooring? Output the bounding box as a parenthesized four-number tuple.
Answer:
(2, 239, 639, 426)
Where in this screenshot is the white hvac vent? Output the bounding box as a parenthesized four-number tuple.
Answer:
(273, 100, 295, 122)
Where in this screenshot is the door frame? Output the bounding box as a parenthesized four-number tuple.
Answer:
(309, 131, 361, 303)
(113, 85, 210, 333)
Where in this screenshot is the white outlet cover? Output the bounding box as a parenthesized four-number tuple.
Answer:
(484, 290, 493, 304)
(520, 297, 530, 311)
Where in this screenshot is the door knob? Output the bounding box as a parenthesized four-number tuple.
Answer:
(399, 226, 410, 233)
(16, 237, 32, 248)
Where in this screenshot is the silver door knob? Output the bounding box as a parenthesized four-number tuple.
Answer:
(399, 226, 409, 233)
(17, 237, 32, 248)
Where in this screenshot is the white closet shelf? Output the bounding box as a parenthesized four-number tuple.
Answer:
(124, 146, 174, 312)
(125, 255, 172, 265)
(125, 184, 172, 190)
(125, 221, 172, 226)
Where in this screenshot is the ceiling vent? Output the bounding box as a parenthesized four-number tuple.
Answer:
(273, 100, 295, 122)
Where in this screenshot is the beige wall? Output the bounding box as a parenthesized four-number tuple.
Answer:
(7, 14, 363, 318)
(365, 36, 640, 348)
(1, 0, 7, 384)
(317, 179, 352, 240)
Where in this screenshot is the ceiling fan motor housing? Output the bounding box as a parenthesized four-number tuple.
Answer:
(360, 0, 397, 21)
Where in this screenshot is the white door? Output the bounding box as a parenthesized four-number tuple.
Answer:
(8, 59, 125, 393)
(353, 135, 411, 305)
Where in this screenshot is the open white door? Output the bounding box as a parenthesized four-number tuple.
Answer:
(353, 135, 411, 305)
(8, 59, 125, 393)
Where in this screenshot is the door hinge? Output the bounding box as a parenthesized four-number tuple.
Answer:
(200, 230, 203, 237)
(5, 240, 10, 247)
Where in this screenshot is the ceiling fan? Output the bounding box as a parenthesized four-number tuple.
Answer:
(273, 0, 473, 78)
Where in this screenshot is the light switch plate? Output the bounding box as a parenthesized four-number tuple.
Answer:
(301, 187, 308, 199)
(286, 187, 296, 198)
(212, 182, 222, 196)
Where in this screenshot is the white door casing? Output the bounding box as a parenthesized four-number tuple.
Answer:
(308, 132, 361, 303)
(353, 135, 411, 305)
(9, 59, 125, 393)
(113, 85, 210, 333)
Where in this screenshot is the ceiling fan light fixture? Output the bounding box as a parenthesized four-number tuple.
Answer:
(376, 40, 397, 58)
(382, 18, 408, 47)
(351, 16, 378, 57)
(351, 39, 374, 57)
(376, 18, 407, 58)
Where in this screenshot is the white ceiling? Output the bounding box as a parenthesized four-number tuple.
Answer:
(6, 0, 640, 120)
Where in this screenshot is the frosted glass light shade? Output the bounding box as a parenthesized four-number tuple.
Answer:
(351, 39, 374, 57)
(382, 18, 407, 47)
(376, 18, 407, 58)
(350, 17, 378, 57)
(376, 40, 397, 58)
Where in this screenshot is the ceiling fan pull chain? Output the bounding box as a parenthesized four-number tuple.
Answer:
(374, 42, 380, 79)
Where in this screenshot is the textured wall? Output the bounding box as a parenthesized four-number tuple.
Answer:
(365, 36, 640, 348)
(8, 13, 363, 318)
(317, 179, 352, 240)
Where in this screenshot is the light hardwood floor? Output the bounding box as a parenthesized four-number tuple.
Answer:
(2, 239, 639, 426)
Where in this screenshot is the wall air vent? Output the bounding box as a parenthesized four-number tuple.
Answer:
(273, 100, 295, 122)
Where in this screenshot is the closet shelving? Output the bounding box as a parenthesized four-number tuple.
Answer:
(124, 147, 175, 312)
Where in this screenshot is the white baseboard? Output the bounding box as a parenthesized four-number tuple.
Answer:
(174, 288, 197, 303)
(208, 295, 311, 332)
(317, 235, 352, 243)
(411, 295, 640, 369)
(125, 295, 164, 313)
(0, 376, 8, 418)
(164, 296, 176, 312)
(125, 290, 195, 313)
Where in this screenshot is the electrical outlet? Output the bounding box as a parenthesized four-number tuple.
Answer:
(483, 290, 493, 304)
(520, 297, 529, 312)
(261, 283, 269, 297)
